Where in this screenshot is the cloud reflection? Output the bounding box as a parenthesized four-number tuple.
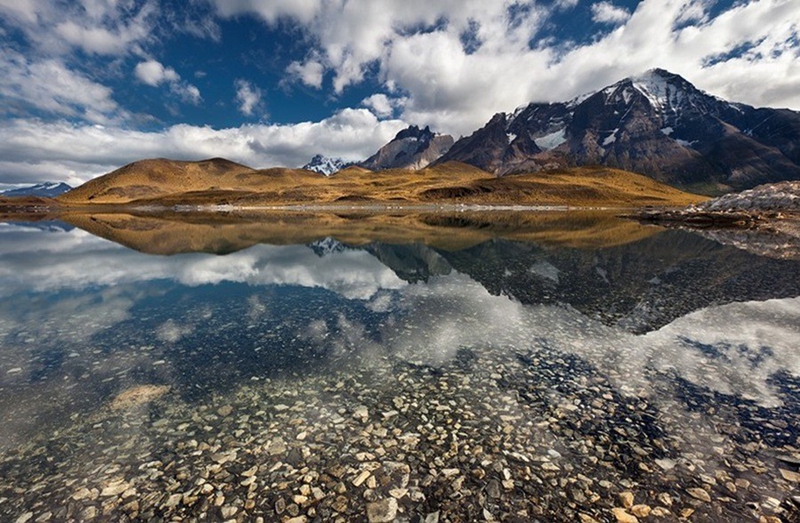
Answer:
(0, 227, 406, 299)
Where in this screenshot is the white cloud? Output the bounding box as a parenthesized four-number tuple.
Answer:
(1, 0, 157, 57)
(54, 20, 148, 55)
(134, 59, 180, 86)
(212, 0, 548, 95)
(156, 319, 194, 343)
(0, 110, 407, 184)
(286, 59, 325, 89)
(554, 0, 579, 9)
(175, 84, 202, 105)
(234, 79, 263, 116)
(0, 0, 38, 24)
(134, 59, 202, 105)
(0, 49, 120, 124)
(361, 94, 401, 118)
(590, 1, 632, 24)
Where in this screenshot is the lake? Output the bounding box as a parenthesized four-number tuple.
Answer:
(1, 211, 799, 522)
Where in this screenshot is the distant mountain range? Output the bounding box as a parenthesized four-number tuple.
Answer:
(1, 182, 72, 197)
(300, 69, 800, 192)
(436, 69, 800, 191)
(8, 69, 800, 204)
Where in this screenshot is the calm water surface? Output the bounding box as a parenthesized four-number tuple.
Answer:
(1, 213, 800, 522)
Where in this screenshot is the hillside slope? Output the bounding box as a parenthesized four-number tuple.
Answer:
(57, 158, 259, 204)
(57, 158, 704, 208)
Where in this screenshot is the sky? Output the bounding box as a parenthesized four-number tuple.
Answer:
(0, 0, 799, 188)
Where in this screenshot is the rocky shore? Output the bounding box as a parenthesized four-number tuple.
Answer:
(627, 181, 800, 259)
(631, 181, 800, 224)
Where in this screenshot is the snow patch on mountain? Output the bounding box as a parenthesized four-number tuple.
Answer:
(534, 129, 567, 150)
(602, 129, 619, 146)
(631, 70, 675, 109)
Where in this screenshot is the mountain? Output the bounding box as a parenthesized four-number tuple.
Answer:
(303, 154, 346, 176)
(360, 125, 455, 170)
(437, 69, 800, 191)
(2, 182, 72, 197)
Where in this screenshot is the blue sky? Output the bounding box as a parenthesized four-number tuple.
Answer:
(0, 0, 798, 187)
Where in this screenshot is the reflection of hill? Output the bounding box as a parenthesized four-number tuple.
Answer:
(25, 211, 800, 334)
(59, 210, 659, 254)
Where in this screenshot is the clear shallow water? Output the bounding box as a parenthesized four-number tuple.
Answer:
(1, 214, 800, 522)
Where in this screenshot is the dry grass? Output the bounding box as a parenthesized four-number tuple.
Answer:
(56, 158, 706, 208)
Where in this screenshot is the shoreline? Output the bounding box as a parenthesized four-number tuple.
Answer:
(0, 200, 682, 219)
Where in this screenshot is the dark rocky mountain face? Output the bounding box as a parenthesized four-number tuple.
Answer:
(360, 125, 455, 170)
(437, 69, 800, 190)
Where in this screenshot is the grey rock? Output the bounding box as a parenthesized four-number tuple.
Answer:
(366, 497, 398, 522)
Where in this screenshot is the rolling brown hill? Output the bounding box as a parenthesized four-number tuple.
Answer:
(56, 157, 260, 204)
(56, 157, 705, 208)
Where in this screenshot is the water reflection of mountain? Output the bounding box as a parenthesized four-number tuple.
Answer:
(364, 231, 800, 333)
(9, 211, 800, 335)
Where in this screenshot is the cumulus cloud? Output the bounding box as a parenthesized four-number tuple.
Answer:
(590, 1, 632, 24)
(234, 79, 263, 116)
(2, 0, 157, 56)
(213, 0, 549, 95)
(286, 59, 325, 89)
(0, 109, 407, 184)
(0, 0, 39, 24)
(0, 50, 121, 124)
(134, 59, 202, 105)
(135, 59, 180, 86)
(361, 94, 403, 118)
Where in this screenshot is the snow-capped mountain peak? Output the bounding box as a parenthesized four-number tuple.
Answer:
(1, 182, 72, 197)
(302, 154, 345, 176)
(436, 68, 800, 189)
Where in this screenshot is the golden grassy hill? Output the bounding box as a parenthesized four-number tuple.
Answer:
(56, 157, 706, 207)
(57, 157, 259, 204)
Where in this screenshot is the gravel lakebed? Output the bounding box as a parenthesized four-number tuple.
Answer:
(1, 341, 799, 523)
